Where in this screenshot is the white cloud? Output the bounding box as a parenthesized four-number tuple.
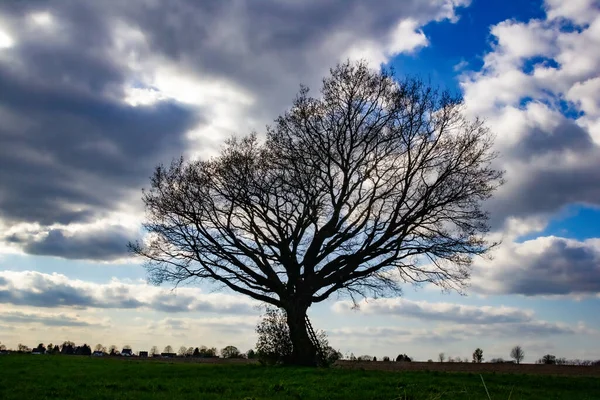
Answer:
(459, 0, 600, 235)
(332, 298, 534, 324)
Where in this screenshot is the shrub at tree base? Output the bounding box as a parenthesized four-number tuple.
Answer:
(255, 307, 340, 367)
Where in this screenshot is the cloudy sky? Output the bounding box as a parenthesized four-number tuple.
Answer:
(1, 0, 599, 362)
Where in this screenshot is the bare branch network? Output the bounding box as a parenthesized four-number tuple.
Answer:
(131, 60, 503, 310)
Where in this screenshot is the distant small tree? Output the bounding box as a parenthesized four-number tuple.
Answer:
(539, 354, 556, 365)
(438, 353, 446, 363)
(178, 346, 188, 356)
(349, 353, 357, 361)
(221, 346, 241, 359)
(472, 348, 484, 363)
(396, 354, 412, 362)
(150, 346, 159, 357)
(33, 343, 46, 354)
(164, 345, 173, 354)
(373, 356, 377, 362)
(192, 347, 200, 357)
(0, 342, 5, 351)
(17, 343, 29, 353)
(78, 344, 92, 356)
(246, 349, 256, 359)
(198, 346, 217, 358)
(358, 355, 372, 361)
(510, 345, 524, 364)
(46, 343, 53, 353)
(383, 356, 390, 362)
(61, 341, 75, 355)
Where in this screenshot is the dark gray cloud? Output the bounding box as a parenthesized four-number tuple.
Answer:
(8, 226, 138, 261)
(473, 237, 600, 296)
(0, 311, 96, 327)
(0, 2, 198, 237)
(0, 271, 257, 313)
(0, 0, 467, 260)
(486, 118, 600, 229)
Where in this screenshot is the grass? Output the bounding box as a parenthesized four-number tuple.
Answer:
(0, 355, 599, 399)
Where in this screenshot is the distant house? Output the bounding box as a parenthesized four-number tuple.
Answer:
(92, 351, 104, 357)
(121, 349, 133, 357)
(0, 350, 9, 355)
(160, 352, 177, 358)
(139, 351, 148, 358)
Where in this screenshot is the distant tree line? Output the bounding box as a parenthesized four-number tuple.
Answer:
(2, 338, 599, 367)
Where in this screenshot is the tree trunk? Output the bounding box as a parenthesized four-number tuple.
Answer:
(285, 302, 317, 366)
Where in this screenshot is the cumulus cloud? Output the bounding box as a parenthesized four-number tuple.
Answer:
(472, 236, 600, 296)
(0, 0, 469, 260)
(332, 298, 534, 324)
(460, 0, 600, 231)
(0, 271, 259, 314)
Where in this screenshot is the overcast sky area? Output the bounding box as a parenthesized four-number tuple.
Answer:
(1, 0, 599, 362)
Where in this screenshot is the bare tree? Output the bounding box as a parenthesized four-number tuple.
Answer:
(131, 61, 503, 365)
(150, 346, 159, 357)
(510, 345, 524, 364)
(178, 346, 188, 357)
(438, 352, 446, 363)
(94, 344, 106, 353)
(163, 345, 173, 354)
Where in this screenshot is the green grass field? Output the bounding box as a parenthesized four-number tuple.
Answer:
(1, 355, 599, 399)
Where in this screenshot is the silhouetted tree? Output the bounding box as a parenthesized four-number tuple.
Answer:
(164, 345, 173, 354)
(539, 354, 557, 365)
(192, 347, 200, 357)
(396, 354, 412, 362)
(94, 344, 106, 353)
(108, 345, 118, 356)
(246, 349, 256, 359)
(510, 345, 524, 364)
(60, 341, 75, 355)
(383, 356, 390, 362)
(358, 355, 373, 361)
(178, 346, 187, 357)
(438, 353, 446, 363)
(77, 344, 92, 356)
(33, 343, 46, 354)
(221, 346, 241, 358)
(132, 61, 503, 366)
(17, 343, 30, 353)
(472, 348, 484, 363)
(150, 346, 159, 357)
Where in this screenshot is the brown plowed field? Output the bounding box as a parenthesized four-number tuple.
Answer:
(335, 360, 600, 377)
(127, 357, 600, 377)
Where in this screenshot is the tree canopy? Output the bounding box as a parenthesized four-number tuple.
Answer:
(132, 60, 503, 365)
